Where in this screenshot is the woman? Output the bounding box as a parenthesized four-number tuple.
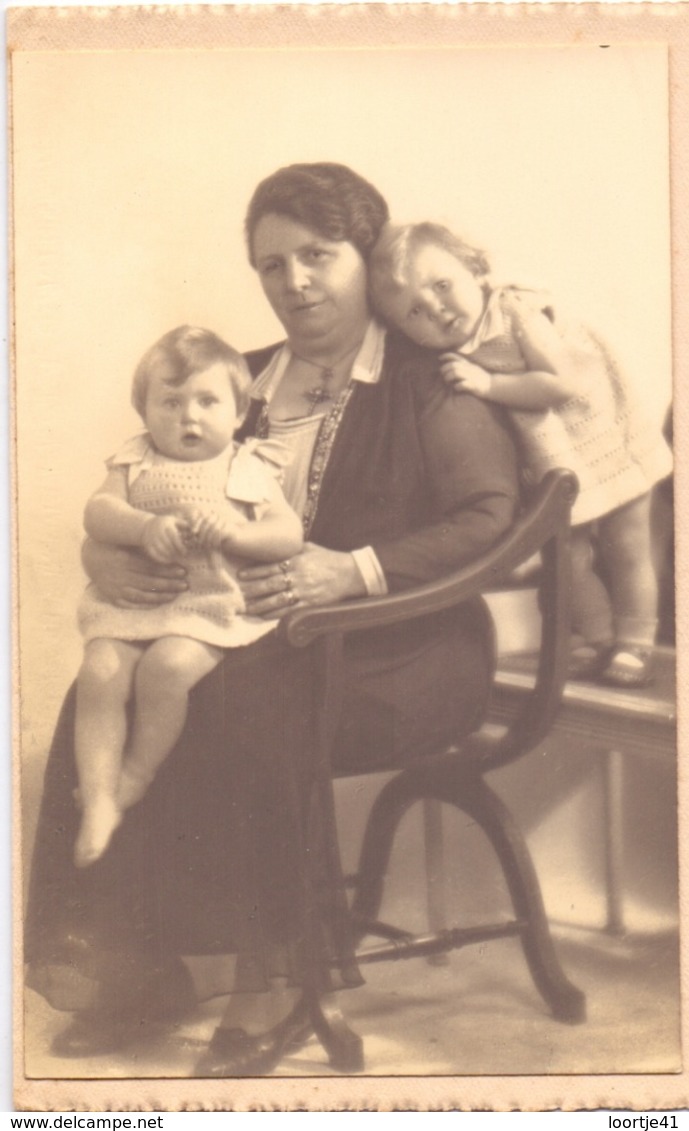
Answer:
(25, 163, 519, 1077)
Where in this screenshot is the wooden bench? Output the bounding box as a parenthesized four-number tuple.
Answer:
(488, 645, 676, 933)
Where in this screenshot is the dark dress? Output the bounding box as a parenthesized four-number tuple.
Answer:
(25, 331, 518, 1014)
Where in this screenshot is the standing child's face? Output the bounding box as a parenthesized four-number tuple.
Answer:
(380, 243, 486, 350)
(144, 363, 238, 461)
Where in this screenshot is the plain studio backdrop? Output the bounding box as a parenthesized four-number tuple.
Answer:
(13, 43, 671, 809)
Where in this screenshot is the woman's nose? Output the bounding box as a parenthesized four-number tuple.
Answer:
(284, 258, 310, 292)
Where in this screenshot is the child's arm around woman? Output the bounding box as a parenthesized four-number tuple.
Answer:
(439, 293, 580, 411)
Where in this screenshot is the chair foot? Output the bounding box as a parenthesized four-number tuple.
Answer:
(311, 997, 365, 1073)
(453, 775, 587, 1025)
(549, 984, 587, 1024)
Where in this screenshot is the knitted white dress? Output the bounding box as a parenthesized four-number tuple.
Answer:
(78, 435, 288, 648)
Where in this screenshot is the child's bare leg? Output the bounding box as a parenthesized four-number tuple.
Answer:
(569, 524, 613, 645)
(74, 638, 143, 867)
(119, 637, 223, 809)
(597, 494, 657, 678)
(566, 524, 614, 679)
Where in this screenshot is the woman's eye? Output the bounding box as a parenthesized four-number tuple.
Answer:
(408, 307, 421, 319)
(199, 397, 216, 408)
(435, 280, 448, 292)
(259, 261, 279, 276)
(164, 398, 180, 409)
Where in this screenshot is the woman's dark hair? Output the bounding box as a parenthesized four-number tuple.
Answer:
(131, 325, 251, 419)
(245, 162, 389, 266)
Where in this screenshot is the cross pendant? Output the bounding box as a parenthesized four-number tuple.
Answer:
(304, 379, 334, 414)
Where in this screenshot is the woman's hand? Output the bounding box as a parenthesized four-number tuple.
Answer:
(440, 353, 493, 398)
(238, 542, 367, 619)
(82, 539, 189, 608)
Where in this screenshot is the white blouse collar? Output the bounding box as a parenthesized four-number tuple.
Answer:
(251, 319, 387, 403)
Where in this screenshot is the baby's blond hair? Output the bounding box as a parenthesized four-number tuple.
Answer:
(131, 326, 251, 421)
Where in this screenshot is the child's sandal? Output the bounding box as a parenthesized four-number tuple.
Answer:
(599, 646, 654, 690)
(567, 642, 611, 682)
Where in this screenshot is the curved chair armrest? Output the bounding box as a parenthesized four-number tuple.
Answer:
(279, 469, 577, 649)
(279, 468, 577, 774)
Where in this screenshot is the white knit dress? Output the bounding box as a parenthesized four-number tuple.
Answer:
(458, 287, 673, 526)
(78, 435, 289, 648)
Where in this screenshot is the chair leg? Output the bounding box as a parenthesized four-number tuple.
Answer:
(423, 799, 450, 965)
(350, 771, 419, 932)
(351, 761, 585, 1023)
(456, 775, 586, 1023)
(307, 992, 365, 1074)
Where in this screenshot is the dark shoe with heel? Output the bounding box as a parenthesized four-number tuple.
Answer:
(193, 998, 314, 1077)
(193, 996, 365, 1076)
(49, 958, 197, 1059)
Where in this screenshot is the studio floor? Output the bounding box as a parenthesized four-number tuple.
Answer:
(24, 926, 680, 1080)
(20, 626, 682, 1088)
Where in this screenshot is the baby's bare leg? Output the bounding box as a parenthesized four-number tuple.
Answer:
(74, 638, 144, 867)
(119, 637, 223, 809)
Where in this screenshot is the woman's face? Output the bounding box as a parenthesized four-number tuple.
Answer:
(251, 213, 370, 349)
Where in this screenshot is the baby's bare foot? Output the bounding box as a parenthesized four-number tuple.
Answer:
(118, 766, 153, 810)
(74, 795, 122, 868)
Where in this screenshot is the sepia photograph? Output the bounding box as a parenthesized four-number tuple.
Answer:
(9, 2, 684, 1112)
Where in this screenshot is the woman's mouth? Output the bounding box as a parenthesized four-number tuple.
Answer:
(290, 299, 324, 314)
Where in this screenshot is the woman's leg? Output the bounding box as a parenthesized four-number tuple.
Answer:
(118, 636, 223, 809)
(27, 632, 354, 1060)
(215, 972, 300, 1036)
(74, 638, 143, 868)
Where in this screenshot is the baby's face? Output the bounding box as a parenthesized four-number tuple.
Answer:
(144, 363, 238, 461)
(379, 243, 486, 351)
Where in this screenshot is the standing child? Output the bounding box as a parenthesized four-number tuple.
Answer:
(370, 222, 672, 689)
(74, 325, 303, 867)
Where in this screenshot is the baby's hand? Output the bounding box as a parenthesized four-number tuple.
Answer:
(188, 509, 242, 551)
(141, 515, 190, 564)
(440, 353, 493, 398)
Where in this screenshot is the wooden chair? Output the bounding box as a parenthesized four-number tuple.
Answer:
(279, 468, 586, 1072)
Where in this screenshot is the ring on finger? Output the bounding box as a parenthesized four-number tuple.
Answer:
(279, 560, 291, 575)
(286, 590, 298, 607)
